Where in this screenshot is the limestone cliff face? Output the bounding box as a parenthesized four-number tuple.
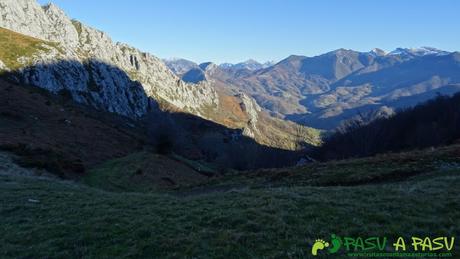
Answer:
(0, 1, 79, 48)
(0, 0, 218, 118)
(237, 93, 262, 138)
(0, 0, 320, 150)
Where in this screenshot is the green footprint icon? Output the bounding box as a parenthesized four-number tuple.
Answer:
(311, 239, 329, 256)
(328, 234, 342, 254)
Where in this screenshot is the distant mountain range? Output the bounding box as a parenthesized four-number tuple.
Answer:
(219, 59, 275, 71)
(166, 47, 460, 129)
(163, 58, 275, 77)
(162, 58, 199, 75)
(1, 0, 459, 144)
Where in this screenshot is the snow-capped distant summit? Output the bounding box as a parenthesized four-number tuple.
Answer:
(388, 47, 449, 57)
(219, 59, 275, 71)
(163, 58, 199, 75)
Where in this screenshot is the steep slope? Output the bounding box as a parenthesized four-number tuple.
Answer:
(0, 0, 319, 150)
(161, 60, 322, 149)
(2, 76, 315, 175)
(0, 0, 217, 118)
(297, 52, 460, 128)
(230, 50, 373, 115)
(0, 78, 147, 177)
(0, 0, 318, 149)
(317, 92, 460, 160)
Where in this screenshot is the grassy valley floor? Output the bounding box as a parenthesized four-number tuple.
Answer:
(0, 146, 459, 258)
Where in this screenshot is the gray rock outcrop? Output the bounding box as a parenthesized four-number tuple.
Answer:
(0, 0, 218, 118)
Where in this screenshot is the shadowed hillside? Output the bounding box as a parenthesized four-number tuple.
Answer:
(0, 78, 147, 177)
(316, 93, 460, 160)
(0, 60, 306, 178)
(0, 24, 320, 151)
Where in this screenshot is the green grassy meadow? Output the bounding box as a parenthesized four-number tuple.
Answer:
(1, 145, 459, 258)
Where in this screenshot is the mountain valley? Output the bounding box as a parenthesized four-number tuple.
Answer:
(0, 1, 459, 258)
(0, 0, 320, 151)
(167, 48, 460, 129)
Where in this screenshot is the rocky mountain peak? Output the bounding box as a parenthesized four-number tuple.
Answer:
(42, 2, 64, 14)
(0, 0, 219, 119)
(0, 0, 79, 48)
(234, 59, 264, 70)
(219, 59, 274, 71)
(388, 47, 448, 57)
(163, 58, 198, 75)
(199, 62, 217, 72)
(236, 93, 262, 138)
(329, 48, 352, 54)
(275, 55, 306, 70)
(370, 48, 387, 56)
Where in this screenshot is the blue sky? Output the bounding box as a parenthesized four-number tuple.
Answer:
(38, 0, 459, 64)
